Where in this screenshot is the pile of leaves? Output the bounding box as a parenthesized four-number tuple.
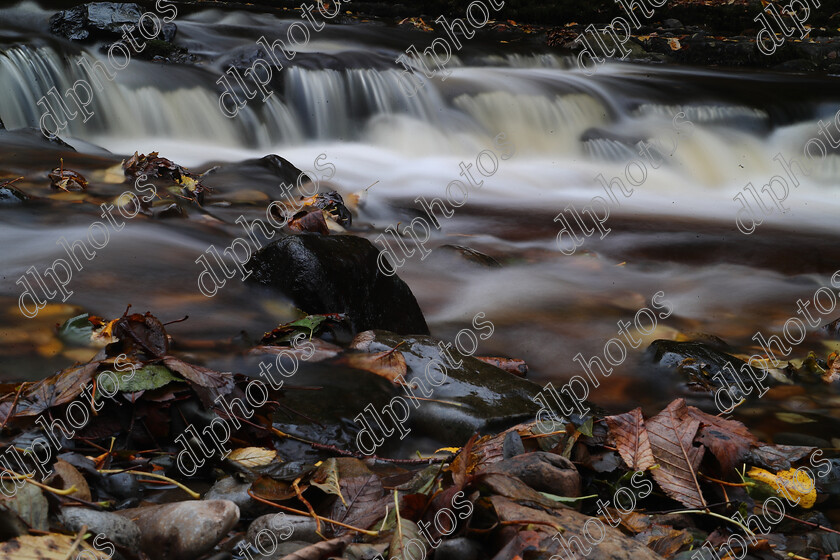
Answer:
(0, 310, 838, 559)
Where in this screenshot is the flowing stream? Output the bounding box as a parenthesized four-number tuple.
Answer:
(2, 0, 840, 430)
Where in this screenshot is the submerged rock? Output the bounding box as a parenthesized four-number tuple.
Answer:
(647, 339, 776, 402)
(354, 331, 572, 442)
(115, 499, 239, 560)
(246, 234, 429, 335)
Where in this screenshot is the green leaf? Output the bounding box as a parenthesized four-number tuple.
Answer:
(57, 314, 92, 346)
(100, 365, 182, 393)
(539, 492, 597, 503)
(289, 315, 328, 338)
(389, 518, 427, 560)
(577, 417, 594, 437)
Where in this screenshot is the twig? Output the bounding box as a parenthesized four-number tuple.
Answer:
(97, 469, 199, 499)
(60, 525, 88, 560)
(0, 382, 26, 430)
(247, 490, 379, 536)
(0, 468, 79, 496)
(764, 506, 840, 536)
(668, 509, 756, 537)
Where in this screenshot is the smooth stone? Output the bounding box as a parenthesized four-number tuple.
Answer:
(204, 477, 267, 517)
(115, 499, 239, 560)
(247, 513, 319, 546)
(60, 507, 140, 550)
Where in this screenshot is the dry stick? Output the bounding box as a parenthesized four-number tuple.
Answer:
(763, 506, 840, 536)
(97, 469, 200, 499)
(0, 382, 26, 430)
(247, 490, 379, 536)
(60, 524, 88, 560)
(699, 472, 751, 487)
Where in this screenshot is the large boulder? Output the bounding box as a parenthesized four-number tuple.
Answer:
(50, 3, 176, 42)
(246, 234, 429, 335)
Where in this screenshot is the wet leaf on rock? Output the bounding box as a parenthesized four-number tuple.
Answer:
(48, 159, 87, 191)
(288, 209, 330, 234)
(337, 349, 407, 384)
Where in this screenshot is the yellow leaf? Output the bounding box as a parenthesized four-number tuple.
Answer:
(0, 534, 110, 559)
(747, 467, 816, 508)
(227, 447, 277, 468)
(667, 38, 681, 50)
(434, 447, 461, 454)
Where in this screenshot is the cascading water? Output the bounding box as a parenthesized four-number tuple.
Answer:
(2, 1, 840, 415)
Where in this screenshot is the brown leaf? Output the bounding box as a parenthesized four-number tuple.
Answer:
(605, 407, 656, 471)
(12, 361, 100, 417)
(338, 350, 407, 383)
(488, 496, 663, 560)
(635, 524, 692, 556)
(327, 458, 387, 536)
(0, 534, 110, 559)
(114, 312, 169, 358)
(288, 209, 330, 234)
(46, 459, 91, 502)
(646, 399, 706, 508)
(686, 405, 758, 473)
(162, 357, 235, 407)
(474, 356, 528, 377)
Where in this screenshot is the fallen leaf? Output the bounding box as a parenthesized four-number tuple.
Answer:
(747, 467, 816, 508)
(389, 518, 427, 560)
(686, 405, 758, 472)
(338, 349, 407, 383)
(0, 534, 110, 559)
(646, 399, 706, 508)
(606, 407, 655, 471)
(227, 447, 277, 468)
(46, 459, 91, 502)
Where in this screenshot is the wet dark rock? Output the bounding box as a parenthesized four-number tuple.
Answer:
(484, 452, 581, 497)
(356, 331, 581, 442)
(115, 499, 239, 560)
(663, 18, 683, 29)
(246, 235, 429, 335)
(434, 537, 483, 560)
(502, 431, 525, 459)
(50, 3, 176, 43)
(59, 507, 141, 550)
(201, 155, 305, 198)
(0, 185, 28, 204)
(101, 471, 139, 499)
(647, 339, 775, 401)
